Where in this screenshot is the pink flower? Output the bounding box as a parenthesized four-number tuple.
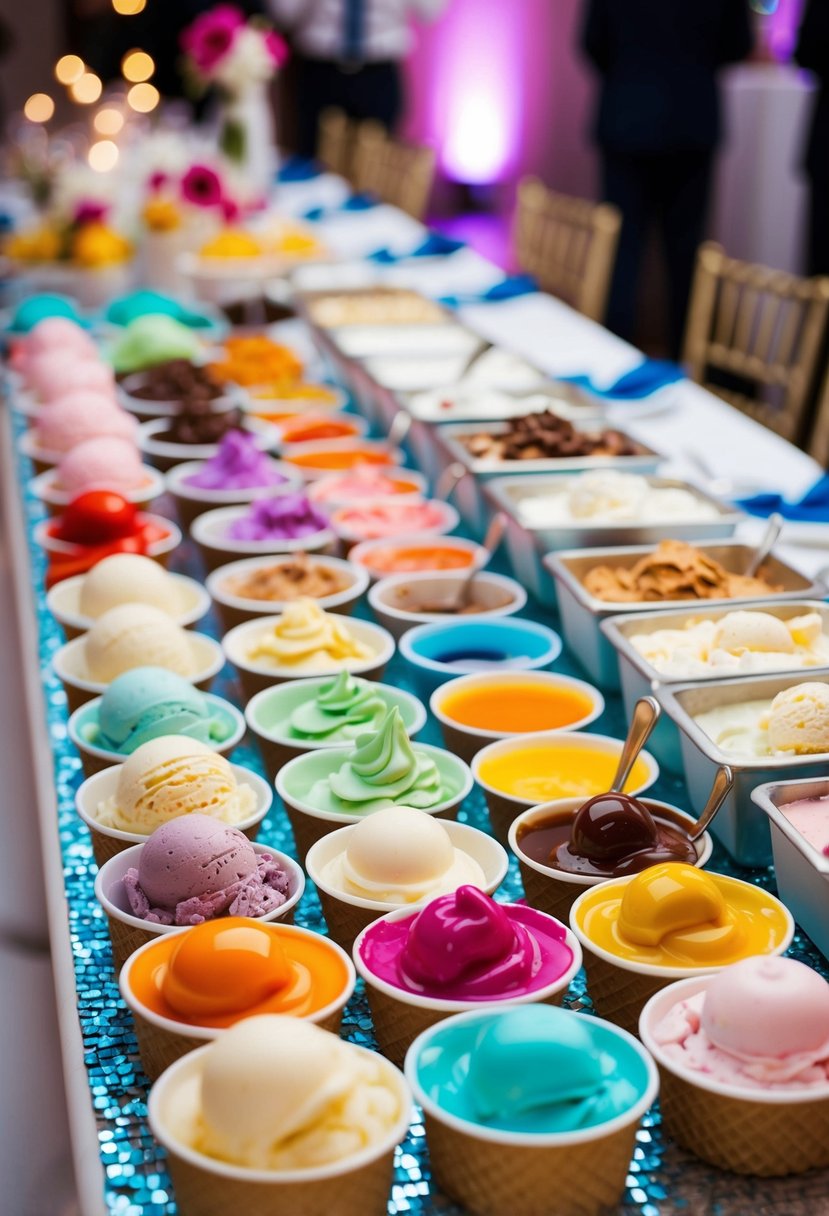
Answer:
(264, 29, 289, 67)
(147, 170, 169, 194)
(73, 200, 109, 226)
(181, 5, 244, 76)
(220, 196, 241, 223)
(181, 164, 224, 209)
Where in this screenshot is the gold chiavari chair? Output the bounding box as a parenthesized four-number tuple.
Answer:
(805, 360, 829, 466)
(317, 107, 357, 181)
(512, 177, 621, 323)
(682, 242, 829, 444)
(351, 121, 436, 221)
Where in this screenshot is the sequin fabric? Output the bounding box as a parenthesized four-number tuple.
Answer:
(10, 404, 829, 1215)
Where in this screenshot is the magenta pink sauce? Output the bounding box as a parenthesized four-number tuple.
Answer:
(358, 885, 574, 1001)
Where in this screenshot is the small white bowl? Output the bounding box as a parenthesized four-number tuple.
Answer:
(118, 372, 242, 421)
(349, 534, 488, 582)
(273, 412, 370, 448)
(165, 456, 303, 530)
(222, 613, 396, 698)
(369, 570, 527, 640)
(30, 464, 166, 515)
(331, 499, 460, 547)
(308, 468, 428, 510)
(242, 384, 350, 420)
(191, 504, 336, 573)
(46, 570, 210, 640)
(281, 438, 405, 482)
(34, 513, 182, 565)
(138, 415, 279, 471)
(207, 554, 369, 630)
(53, 629, 225, 713)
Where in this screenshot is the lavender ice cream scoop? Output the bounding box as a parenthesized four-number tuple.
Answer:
(123, 814, 291, 925)
(183, 431, 289, 491)
(226, 492, 329, 542)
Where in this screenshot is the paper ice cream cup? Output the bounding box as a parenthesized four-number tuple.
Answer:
(190, 505, 336, 574)
(165, 458, 303, 532)
(75, 762, 272, 868)
(148, 1039, 410, 1216)
(94, 842, 305, 971)
(30, 463, 166, 517)
(306, 819, 508, 954)
(138, 416, 279, 474)
(508, 798, 714, 926)
(275, 745, 474, 862)
(353, 905, 582, 1068)
(68, 693, 246, 779)
(121, 923, 356, 1081)
(46, 569, 211, 641)
(245, 677, 426, 783)
(222, 614, 395, 701)
(34, 512, 182, 569)
(404, 1009, 659, 1216)
(569, 877, 795, 1037)
(52, 631, 224, 714)
(206, 554, 369, 631)
(640, 977, 829, 1175)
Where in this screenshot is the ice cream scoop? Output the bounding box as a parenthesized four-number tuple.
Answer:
(778, 794, 829, 856)
(653, 957, 829, 1088)
(332, 501, 449, 541)
(185, 1015, 404, 1170)
(57, 438, 147, 497)
(694, 681, 829, 758)
(27, 353, 114, 402)
(105, 290, 214, 329)
(84, 604, 195, 681)
(8, 294, 86, 335)
(79, 554, 184, 618)
(310, 467, 420, 504)
(25, 316, 98, 360)
(124, 815, 290, 925)
(96, 736, 256, 832)
(414, 1005, 649, 1134)
(310, 708, 443, 814)
(110, 314, 202, 375)
(35, 395, 136, 453)
(246, 599, 374, 672)
(226, 493, 328, 541)
(552, 793, 697, 876)
(318, 806, 485, 902)
(183, 431, 289, 491)
(87, 667, 232, 753)
(54, 491, 140, 544)
(289, 671, 387, 739)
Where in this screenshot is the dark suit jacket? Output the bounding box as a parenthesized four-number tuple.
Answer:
(796, 0, 829, 180)
(581, 0, 753, 153)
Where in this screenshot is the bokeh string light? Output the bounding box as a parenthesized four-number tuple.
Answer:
(55, 54, 85, 86)
(88, 140, 120, 172)
(112, 0, 147, 13)
(126, 82, 160, 113)
(121, 50, 155, 83)
(69, 72, 103, 105)
(23, 93, 55, 123)
(94, 108, 125, 137)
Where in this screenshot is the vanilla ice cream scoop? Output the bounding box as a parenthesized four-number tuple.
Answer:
(702, 957, 829, 1063)
(712, 612, 796, 656)
(192, 1016, 403, 1170)
(97, 736, 256, 832)
(319, 806, 485, 903)
(767, 682, 829, 755)
(568, 471, 649, 520)
(85, 603, 195, 681)
(79, 555, 184, 619)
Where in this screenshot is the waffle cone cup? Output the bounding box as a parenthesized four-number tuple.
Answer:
(517, 861, 582, 924)
(88, 825, 132, 868)
(437, 721, 485, 766)
(60, 678, 94, 715)
(283, 801, 336, 862)
(580, 943, 669, 1036)
(315, 887, 380, 954)
(106, 914, 158, 974)
(164, 1144, 397, 1216)
(254, 736, 305, 785)
(483, 791, 524, 846)
(422, 1109, 639, 1216)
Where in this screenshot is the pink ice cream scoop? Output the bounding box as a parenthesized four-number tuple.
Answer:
(333, 500, 449, 540)
(25, 317, 98, 363)
(226, 492, 329, 542)
(310, 467, 414, 504)
(654, 956, 829, 1088)
(36, 396, 137, 454)
(57, 437, 148, 495)
(123, 814, 291, 926)
(26, 352, 115, 401)
(359, 885, 574, 1002)
(184, 431, 289, 492)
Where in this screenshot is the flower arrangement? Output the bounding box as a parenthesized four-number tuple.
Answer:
(5, 167, 132, 267)
(181, 5, 287, 97)
(139, 160, 254, 233)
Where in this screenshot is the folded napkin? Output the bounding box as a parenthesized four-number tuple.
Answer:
(558, 359, 685, 400)
(738, 474, 829, 522)
(438, 274, 538, 308)
(302, 192, 378, 222)
(277, 156, 322, 183)
(366, 232, 466, 263)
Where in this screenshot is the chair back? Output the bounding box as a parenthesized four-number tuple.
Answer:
(512, 177, 621, 322)
(317, 107, 357, 181)
(683, 242, 829, 444)
(351, 121, 436, 220)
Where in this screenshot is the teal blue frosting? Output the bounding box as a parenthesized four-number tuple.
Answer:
(414, 1006, 650, 1135)
(104, 291, 213, 329)
(8, 295, 87, 333)
(83, 666, 233, 753)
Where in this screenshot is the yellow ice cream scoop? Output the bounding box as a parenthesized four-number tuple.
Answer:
(573, 862, 791, 969)
(248, 599, 373, 670)
(200, 230, 263, 259)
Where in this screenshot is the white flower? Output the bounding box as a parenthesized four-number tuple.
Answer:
(213, 27, 276, 94)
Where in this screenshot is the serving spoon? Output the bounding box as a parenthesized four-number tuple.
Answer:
(609, 696, 661, 793)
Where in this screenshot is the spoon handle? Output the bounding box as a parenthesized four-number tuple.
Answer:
(744, 513, 783, 579)
(610, 696, 660, 793)
(454, 512, 508, 609)
(435, 461, 467, 502)
(387, 409, 412, 450)
(690, 765, 733, 841)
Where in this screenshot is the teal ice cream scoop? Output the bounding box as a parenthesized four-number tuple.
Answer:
(413, 1006, 652, 1135)
(83, 667, 233, 753)
(109, 314, 202, 374)
(105, 291, 214, 330)
(7, 294, 87, 333)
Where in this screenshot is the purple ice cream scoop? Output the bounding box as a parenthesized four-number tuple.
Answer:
(226, 491, 329, 542)
(183, 430, 288, 491)
(123, 813, 291, 925)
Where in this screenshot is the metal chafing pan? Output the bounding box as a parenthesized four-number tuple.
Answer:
(602, 599, 829, 772)
(657, 670, 829, 866)
(544, 542, 822, 688)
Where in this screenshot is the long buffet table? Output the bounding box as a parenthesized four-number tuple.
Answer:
(5, 169, 829, 1216)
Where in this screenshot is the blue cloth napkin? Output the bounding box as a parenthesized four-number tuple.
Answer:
(302, 192, 378, 222)
(366, 232, 466, 264)
(738, 475, 829, 521)
(277, 156, 321, 183)
(438, 274, 538, 308)
(557, 358, 685, 400)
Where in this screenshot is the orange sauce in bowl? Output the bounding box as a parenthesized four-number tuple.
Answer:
(441, 681, 596, 733)
(362, 545, 475, 574)
(279, 418, 362, 445)
(287, 447, 395, 472)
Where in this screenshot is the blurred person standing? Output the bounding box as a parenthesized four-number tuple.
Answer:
(269, 0, 447, 157)
(796, 0, 829, 274)
(581, 0, 753, 355)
